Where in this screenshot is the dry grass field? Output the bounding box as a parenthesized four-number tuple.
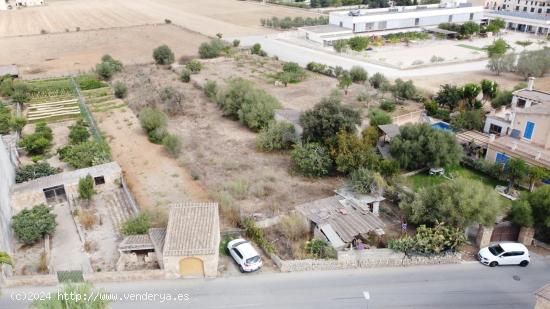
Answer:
(0, 0, 318, 37)
(0, 24, 208, 78)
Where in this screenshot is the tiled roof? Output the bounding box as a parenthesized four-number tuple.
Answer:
(163, 202, 219, 257)
(149, 227, 166, 253)
(118, 234, 154, 252)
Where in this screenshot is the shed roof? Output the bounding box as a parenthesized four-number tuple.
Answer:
(163, 202, 219, 257)
(378, 124, 400, 139)
(12, 162, 121, 193)
(296, 196, 385, 243)
(455, 130, 490, 148)
(118, 234, 154, 252)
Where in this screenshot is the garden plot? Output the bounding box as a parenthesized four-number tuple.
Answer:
(82, 87, 126, 113)
(26, 98, 81, 123)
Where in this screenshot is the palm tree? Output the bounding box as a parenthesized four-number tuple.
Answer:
(527, 166, 549, 192)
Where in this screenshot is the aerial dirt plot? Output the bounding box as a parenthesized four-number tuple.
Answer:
(0, 0, 317, 37)
(0, 24, 208, 79)
(113, 64, 342, 223)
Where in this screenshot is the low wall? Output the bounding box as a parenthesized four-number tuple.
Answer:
(272, 249, 462, 273)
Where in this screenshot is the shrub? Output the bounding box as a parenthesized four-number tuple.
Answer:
(68, 121, 90, 145)
(291, 143, 333, 177)
(369, 72, 388, 89)
(12, 204, 57, 245)
(199, 39, 225, 59)
(78, 175, 95, 200)
(121, 213, 150, 236)
(380, 100, 396, 112)
(15, 162, 60, 183)
(153, 44, 175, 65)
(162, 134, 182, 157)
(392, 78, 417, 100)
(203, 80, 218, 98)
(368, 108, 392, 126)
(278, 213, 308, 241)
(19, 122, 53, 155)
(251, 43, 262, 55)
(147, 127, 168, 144)
(95, 62, 114, 80)
(450, 110, 484, 131)
(349, 66, 368, 83)
(510, 199, 534, 228)
(389, 223, 466, 255)
(59, 141, 111, 169)
(76, 74, 107, 90)
(101, 54, 123, 73)
(180, 69, 191, 83)
(348, 36, 369, 51)
(242, 218, 274, 253)
(256, 121, 297, 151)
(304, 239, 336, 259)
(159, 86, 184, 116)
(233, 39, 240, 47)
(113, 81, 127, 99)
(164, 18, 172, 24)
(349, 168, 387, 195)
(139, 107, 167, 133)
(332, 131, 379, 174)
(185, 59, 202, 73)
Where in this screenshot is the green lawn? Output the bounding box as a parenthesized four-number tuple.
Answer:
(456, 44, 485, 51)
(405, 165, 513, 207)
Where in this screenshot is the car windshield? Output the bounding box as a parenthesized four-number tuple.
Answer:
(488, 245, 504, 256)
(246, 256, 261, 264)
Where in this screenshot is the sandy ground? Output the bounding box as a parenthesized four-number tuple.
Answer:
(0, 0, 318, 37)
(94, 106, 209, 225)
(0, 24, 208, 79)
(114, 63, 343, 223)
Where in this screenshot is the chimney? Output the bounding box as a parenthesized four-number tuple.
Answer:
(528, 77, 535, 91)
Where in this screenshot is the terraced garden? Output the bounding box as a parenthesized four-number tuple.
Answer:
(82, 87, 126, 113)
(25, 78, 80, 123)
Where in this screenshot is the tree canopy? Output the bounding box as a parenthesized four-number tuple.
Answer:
(390, 123, 463, 170)
(400, 177, 502, 228)
(12, 204, 57, 245)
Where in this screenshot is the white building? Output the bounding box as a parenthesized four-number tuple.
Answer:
(485, 10, 550, 35)
(486, 0, 550, 14)
(1, 0, 44, 10)
(328, 1, 483, 33)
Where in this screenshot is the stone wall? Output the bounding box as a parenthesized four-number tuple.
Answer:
(0, 136, 15, 254)
(163, 253, 219, 278)
(272, 249, 462, 273)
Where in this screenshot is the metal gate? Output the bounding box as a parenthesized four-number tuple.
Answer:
(57, 270, 84, 283)
(491, 221, 520, 242)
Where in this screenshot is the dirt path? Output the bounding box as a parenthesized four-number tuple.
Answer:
(94, 107, 209, 225)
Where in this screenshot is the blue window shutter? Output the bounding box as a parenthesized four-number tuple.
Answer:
(523, 121, 535, 139)
(495, 152, 510, 165)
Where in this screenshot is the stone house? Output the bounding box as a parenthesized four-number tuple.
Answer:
(161, 202, 220, 278)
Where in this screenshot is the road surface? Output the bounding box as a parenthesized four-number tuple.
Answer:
(1, 255, 549, 309)
(236, 35, 490, 78)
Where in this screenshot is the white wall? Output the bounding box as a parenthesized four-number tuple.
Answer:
(0, 137, 15, 254)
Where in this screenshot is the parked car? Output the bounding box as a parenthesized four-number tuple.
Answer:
(227, 238, 262, 273)
(477, 243, 530, 267)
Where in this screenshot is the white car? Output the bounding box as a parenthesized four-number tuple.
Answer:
(227, 238, 263, 273)
(478, 242, 530, 267)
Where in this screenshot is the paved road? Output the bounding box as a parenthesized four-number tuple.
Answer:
(236, 35, 489, 78)
(2, 255, 549, 309)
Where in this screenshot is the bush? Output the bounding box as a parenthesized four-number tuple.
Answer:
(162, 134, 182, 157)
(369, 72, 388, 89)
(392, 78, 417, 100)
(95, 62, 114, 80)
(306, 62, 335, 77)
(510, 199, 534, 228)
(349, 168, 387, 195)
(278, 213, 308, 241)
(348, 36, 369, 51)
(78, 175, 95, 200)
(198, 39, 225, 59)
(153, 44, 175, 65)
(332, 131, 379, 174)
(185, 59, 202, 73)
(19, 122, 53, 155)
(232, 39, 240, 47)
(380, 100, 396, 112)
(75, 75, 107, 90)
(304, 239, 337, 259)
(203, 80, 218, 98)
(101, 54, 123, 72)
(256, 121, 297, 151)
(349, 66, 368, 83)
(491, 90, 513, 109)
(251, 43, 262, 55)
(242, 218, 274, 254)
(15, 162, 60, 183)
(121, 213, 150, 236)
(389, 223, 466, 255)
(59, 141, 111, 169)
(147, 127, 168, 144)
(12, 204, 57, 245)
(450, 110, 484, 131)
(368, 108, 392, 126)
(68, 121, 90, 145)
(113, 81, 127, 99)
(180, 70, 191, 83)
(139, 107, 167, 133)
(291, 143, 333, 177)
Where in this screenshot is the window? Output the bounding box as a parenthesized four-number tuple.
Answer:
(448, 15, 453, 22)
(378, 21, 387, 30)
(489, 124, 503, 134)
(547, 8, 550, 12)
(531, 7, 535, 11)
(415, 18, 420, 26)
(516, 5, 520, 10)
(517, 98, 526, 108)
(488, 245, 505, 256)
(339, 21, 343, 27)
(469, 13, 474, 20)
(523, 7, 527, 11)
(539, 8, 543, 12)
(233, 249, 243, 259)
(94, 176, 105, 185)
(495, 152, 510, 165)
(523, 121, 535, 139)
